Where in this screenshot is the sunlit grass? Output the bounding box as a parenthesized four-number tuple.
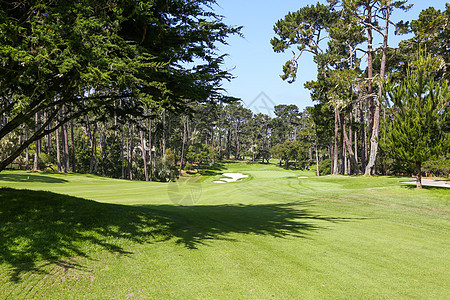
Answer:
(0, 163, 448, 299)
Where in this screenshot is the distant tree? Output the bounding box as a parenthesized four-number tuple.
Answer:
(186, 143, 216, 168)
(383, 55, 449, 188)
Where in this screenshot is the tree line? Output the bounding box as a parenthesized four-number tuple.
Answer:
(1, 0, 448, 188)
(271, 0, 449, 186)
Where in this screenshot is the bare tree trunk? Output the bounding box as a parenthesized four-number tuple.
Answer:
(315, 139, 320, 177)
(180, 116, 187, 170)
(360, 97, 367, 170)
(89, 123, 97, 174)
(148, 118, 153, 181)
(227, 129, 231, 160)
(114, 101, 118, 137)
(25, 129, 29, 170)
(162, 110, 166, 155)
(99, 123, 105, 176)
(235, 124, 240, 159)
(333, 107, 339, 175)
(367, 8, 374, 144)
(140, 129, 149, 181)
(33, 113, 40, 170)
(344, 147, 348, 175)
(129, 122, 133, 180)
(121, 124, 125, 179)
(330, 143, 334, 175)
(55, 120, 61, 172)
(339, 111, 345, 174)
(365, 3, 390, 175)
(70, 119, 75, 172)
(62, 120, 69, 173)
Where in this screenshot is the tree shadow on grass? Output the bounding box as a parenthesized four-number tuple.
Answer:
(0, 187, 358, 282)
(0, 173, 68, 183)
(400, 184, 450, 191)
(198, 161, 227, 176)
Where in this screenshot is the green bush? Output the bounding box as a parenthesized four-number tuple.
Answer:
(318, 159, 331, 176)
(38, 153, 55, 170)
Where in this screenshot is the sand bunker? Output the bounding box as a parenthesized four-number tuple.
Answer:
(298, 176, 309, 179)
(213, 173, 248, 183)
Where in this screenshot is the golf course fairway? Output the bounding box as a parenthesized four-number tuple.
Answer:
(0, 162, 449, 299)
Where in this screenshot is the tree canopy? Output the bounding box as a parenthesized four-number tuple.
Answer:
(0, 0, 240, 171)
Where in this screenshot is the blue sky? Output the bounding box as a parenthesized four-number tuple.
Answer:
(215, 0, 448, 115)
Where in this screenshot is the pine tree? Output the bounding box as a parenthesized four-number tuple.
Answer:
(383, 54, 449, 188)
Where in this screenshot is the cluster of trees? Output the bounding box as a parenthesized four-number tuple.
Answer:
(0, 0, 240, 179)
(272, 0, 449, 187)
(1, 1, 448, 189)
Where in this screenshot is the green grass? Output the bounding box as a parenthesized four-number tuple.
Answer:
(0, 163, 449, 299)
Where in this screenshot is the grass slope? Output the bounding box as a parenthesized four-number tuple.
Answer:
(0, 162, 449, 299)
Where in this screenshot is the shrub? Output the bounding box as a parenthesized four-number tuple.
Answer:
(318, 159, 331, 176)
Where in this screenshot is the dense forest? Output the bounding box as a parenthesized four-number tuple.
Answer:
(0, 0, 449, 186)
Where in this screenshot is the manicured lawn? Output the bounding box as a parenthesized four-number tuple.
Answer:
(0, 162, 449, 299)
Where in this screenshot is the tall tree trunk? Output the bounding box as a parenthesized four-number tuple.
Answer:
(70, 119, 76, 173)
(330, 143, 334, 175)
(121, 124, 125, 179)
(33, 112, 40, 170)
(333, 107, 339, 175)
(235, 123, 240, 159)
(140, 129, 149, 181)
(367, 8, 374, 144)
(55, 120, 61, 172)
(360, 96, 366, 169)
(315, 138, 320, 177)
(60, 124, 66, 173)
(226, 129, 231, 160)
(99, 123, 105, 176)
(180, 117, 187, 171)
(344, 147, 348, 175)
(339, 111, 344, 174)
(129, 122, 133, 180)
(89, 123, 97, 174)
(148, 117, 153, 181)
(62, 121, 69, 173)
(162, 110, 166, 155)
(25, 129, 29, 170)
(114, 101, 118, 137)
(365, 3, 390, 175)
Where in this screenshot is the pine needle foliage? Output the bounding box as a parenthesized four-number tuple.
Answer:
(383, 53, 449, 188)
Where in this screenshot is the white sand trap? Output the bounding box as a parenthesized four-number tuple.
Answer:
(298, 176, 309, 179)
(213, 173, 248, 183)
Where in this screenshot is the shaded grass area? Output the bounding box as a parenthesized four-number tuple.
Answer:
(0, 173, 68, 183)
(0, 188, 348, 283)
